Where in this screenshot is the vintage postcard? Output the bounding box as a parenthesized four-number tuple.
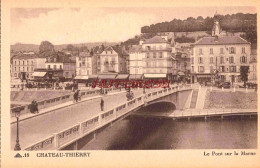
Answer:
(1, 0, 260, 167)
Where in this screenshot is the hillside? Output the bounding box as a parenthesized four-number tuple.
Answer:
(141, 13, 256, 33)
(11, 42, 118, 53)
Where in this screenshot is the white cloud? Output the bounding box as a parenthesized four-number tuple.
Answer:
(11, 8, 160, 45)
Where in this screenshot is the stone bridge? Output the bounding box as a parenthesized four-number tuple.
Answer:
(145, 85, 192, 110)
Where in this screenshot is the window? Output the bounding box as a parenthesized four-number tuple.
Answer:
(199, 48, 203, 55)
(210, 48, 213, 54)
(15, 61, 16, 65)
(220, 66, 225, 72)
(191, 66, 194, 72)
(146, 53, 150, 58)
(135, 69, 138, 74)
(230, 47, 236, 54)
(60, 65, 62, 69)
(210, 57, 214, 64)
(153, 53, 156, 58)
(199, 66, 204, 72)
(230, 66, 236, 72)
(87, 70, 89, 75)
(220, 57, 224, 64)
(220, 48, 224, 54)
(79, 57, 81, 61)
(23, 61, 24, 65)
(54, 65, 57, 70)
(210, 66, 214, 72)
(242, 47, 246, 53)
(159, 52, 163, 58)
(198, 57, 203, 64)
(79, 63, 81, 67)
(27, 67, 29, 71)
(111, 51, 112, 54)
(191, 58, 194, 64)
(31, 61, 33, 65)
(27, 61, 29, 65)
(14, 67, 16, 71)
(241, 56, 247, 63)
(229, 57, 234, 64)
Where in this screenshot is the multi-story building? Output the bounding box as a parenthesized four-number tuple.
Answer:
(11, 53, 46, 80)
(92, 45, 105, 75)
(99, 45, 128, 74)
(249, 49, 257, 83)
(129, 45, 144, 75)
(142, 36, 174, 81)
(191, 13, 251, 83)
(76, 51, 92, 77)
(45, 52, 76, 79)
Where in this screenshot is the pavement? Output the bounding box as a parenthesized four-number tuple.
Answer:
(10, 87, 149, 149)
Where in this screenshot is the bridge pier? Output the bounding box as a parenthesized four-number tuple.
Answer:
(188, 117, 190, 121)
(204, 116, 207, 120)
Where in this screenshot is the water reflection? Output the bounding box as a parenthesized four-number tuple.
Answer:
(81, 101, 257, 150)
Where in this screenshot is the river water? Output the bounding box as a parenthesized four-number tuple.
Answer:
(81, 105, 257, 150)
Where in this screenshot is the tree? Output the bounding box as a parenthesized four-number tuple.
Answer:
(240, 66, 249, 87)
(39, 41, 54, 54)
(66, 44, 74, 51)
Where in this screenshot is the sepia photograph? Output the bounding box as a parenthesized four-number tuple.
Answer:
(9, 6, 258, 151)
(1, 0, 259, 167)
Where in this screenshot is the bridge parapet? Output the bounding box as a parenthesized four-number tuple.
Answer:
(10, 87, 123, 117)
(23, 84, 192, 150)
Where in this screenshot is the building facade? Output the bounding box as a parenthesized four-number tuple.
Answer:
(11, 53, 46, 80)
(45, 52, 76, 79)
(142, 36, 174, 80)
(128, 45, 144, 75)
(249, 49, 257, 83)
(76, 52, 93, 76)
(99, 46, 128, 74)
(191, 13, 251, 83)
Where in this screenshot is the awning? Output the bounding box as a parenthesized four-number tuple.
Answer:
(89, 75, 98, 79)
(144, 74, 167, 78)
(116, 74, 129, 79)
(32, 72, 47, 77)
(129, 74, 143, 80)
(178, 72, 185, 76)
(98, 74, 117, 79)
(74, 76, 89, 80)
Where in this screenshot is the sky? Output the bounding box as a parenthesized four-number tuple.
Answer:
(11, 7, 256, 45)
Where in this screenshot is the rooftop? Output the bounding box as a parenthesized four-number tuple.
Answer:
(129, 45, 142, 53)
(143, 36, 168, 44)
(195, 36, 250, 45)
(12, 54, 42, 60)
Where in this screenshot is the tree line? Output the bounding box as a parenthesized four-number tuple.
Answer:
(141, 13, 256, 33)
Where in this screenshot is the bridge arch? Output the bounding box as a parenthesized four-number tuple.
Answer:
(142, 101, 176, 113)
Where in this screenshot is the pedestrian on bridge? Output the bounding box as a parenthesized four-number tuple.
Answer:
(100, 98, 104, 111)
(74, 90, 79, 102)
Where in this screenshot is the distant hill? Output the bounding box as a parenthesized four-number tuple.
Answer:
(141, 13, 256, 33)
(11, 42, 118, 53)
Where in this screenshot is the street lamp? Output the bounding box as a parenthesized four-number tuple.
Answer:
(13, 106, 24, 151)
